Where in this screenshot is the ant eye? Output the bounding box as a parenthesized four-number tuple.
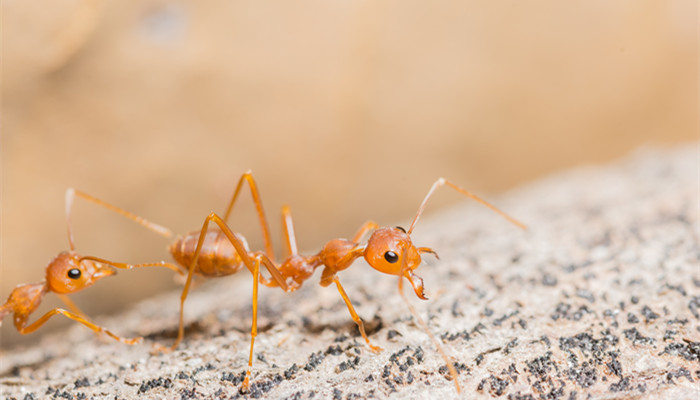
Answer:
(67, 268, 81, 280)
(394, 226, 406, 233)
(384, 251, 399, 263)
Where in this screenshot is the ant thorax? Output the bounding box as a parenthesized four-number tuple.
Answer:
(3, 283, 47, 326)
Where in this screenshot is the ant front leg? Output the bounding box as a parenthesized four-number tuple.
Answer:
(56, 294, 89, 319)
(281, 205, 298, 258)
(397, 249, 461, 393)
(404, 271, 428, 300)
(17, 308, 142, 345)
(332, 276, 382, 353)
(352, 221, 379, 243)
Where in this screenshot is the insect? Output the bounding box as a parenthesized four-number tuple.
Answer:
(0, 189, 183, 344)
(86, 172, 525, 392)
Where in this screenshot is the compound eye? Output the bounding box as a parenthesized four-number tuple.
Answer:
(67, 268, 82, 280)
(384, 251, 399, 264)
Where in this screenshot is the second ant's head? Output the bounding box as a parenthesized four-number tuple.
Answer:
(363, 227, 435, 276)
(46, 252, 115, 294)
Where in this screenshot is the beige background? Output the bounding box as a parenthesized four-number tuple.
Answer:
(1, 0, 696, 348)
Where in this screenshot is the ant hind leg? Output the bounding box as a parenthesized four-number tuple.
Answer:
(222, 172, 276, 261)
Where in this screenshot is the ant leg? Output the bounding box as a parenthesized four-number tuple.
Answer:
(241, 254, 263, 392)
(167, 213, 288, 351)
(331, 276, 382, 353)
(352, 221, 379, 243)
(221, 171, 276, 261)
(56, 294, 89, 318)
(397, 249, 460, 392)
(65, 189, 172, 251)
(78, 256, 185, 276)
(18, 308, 141, 344)
(204, 213, 287, 290)
(56, 294, 137, 339)
(0, 302, 12, 324)
(406, 178, 527, 235)
(168, 256, 197, 351)
(404, 271, 428, 300)
(281, 205, 298, 257)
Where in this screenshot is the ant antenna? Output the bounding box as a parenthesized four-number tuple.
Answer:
(66, 188, 173, 247)
(66, 188, 78, 251)
(407, 178, 527, 235)
(397, 248, 461, 393)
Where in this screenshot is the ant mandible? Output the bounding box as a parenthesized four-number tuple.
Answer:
(83, 172, 525, 393)
(0, 189, 183, 344)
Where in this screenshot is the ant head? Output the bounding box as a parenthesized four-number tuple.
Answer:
(363, 227, 423, 276)
(46, 252, 115, 294)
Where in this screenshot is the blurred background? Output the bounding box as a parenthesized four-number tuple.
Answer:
(1, 0, 696, 349)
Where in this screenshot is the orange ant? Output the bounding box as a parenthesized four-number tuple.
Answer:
(82, 172, 525, 393)
(0, 189, 183, 345)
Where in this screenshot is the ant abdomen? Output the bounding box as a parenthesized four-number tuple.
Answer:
(170, 230, 249, 277)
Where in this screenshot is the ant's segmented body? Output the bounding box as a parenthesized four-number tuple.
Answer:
(76, 172, 525, 392)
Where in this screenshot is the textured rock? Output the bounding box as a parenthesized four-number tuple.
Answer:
(1, 145, 698, 399)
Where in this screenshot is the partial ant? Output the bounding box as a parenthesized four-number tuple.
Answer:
(0, 189, 183, 345)
(76, 172, 526, 393)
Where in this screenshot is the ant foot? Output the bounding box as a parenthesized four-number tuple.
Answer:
(239, 374, 251, 393)
(150, 342, 174, 355)
(122, 336, 143, 345)
(368, 343, 383, 353)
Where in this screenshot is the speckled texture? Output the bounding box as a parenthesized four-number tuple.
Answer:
(1, 145, 698, 399)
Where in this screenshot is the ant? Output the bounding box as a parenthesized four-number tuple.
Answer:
(82, 172, 525, 393)
(0, 189, 183, 344)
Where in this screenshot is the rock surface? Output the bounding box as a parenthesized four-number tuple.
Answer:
(1, 145, 698, 399)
